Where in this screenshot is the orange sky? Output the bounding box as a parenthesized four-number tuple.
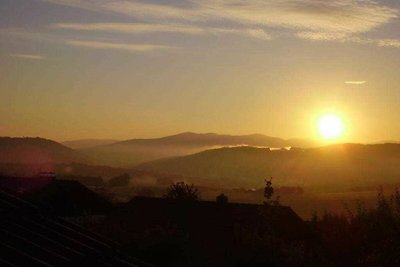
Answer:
(1, 0, 400, 142)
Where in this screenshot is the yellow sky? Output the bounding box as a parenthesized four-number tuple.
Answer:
(1, 0, 400, 142)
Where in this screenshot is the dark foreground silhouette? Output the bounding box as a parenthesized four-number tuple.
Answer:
(0, 188, 149, 266)
(1, 176, 400, 266)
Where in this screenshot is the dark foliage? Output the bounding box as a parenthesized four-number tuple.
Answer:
(90, 197, 315, 266)
(164, 181, 200, 201)
(313, 189, 400, 266)
(264, 177, 274, 200)
(264, 177, 280, 206)
(216, 193, 228, 204)
(108, 173, 130, 187)
(59, 175, 104, 187)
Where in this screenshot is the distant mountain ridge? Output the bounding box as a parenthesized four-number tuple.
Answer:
(135, 143, 400, 188)
(62, 139, 119, 149)
(115, 132, 315, 147)
(81, 132, 317, 167)
(3, 136, 400, 190)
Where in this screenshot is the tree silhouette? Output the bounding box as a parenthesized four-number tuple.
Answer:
(164, 181, 200, 201)
(264, 177, 274, 200)
(264, 177, 279, 205)
(216, 193, 228, 204)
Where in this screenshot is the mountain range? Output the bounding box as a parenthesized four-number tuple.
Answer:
(3, 134, 400, 190)
(79, 132, 317, 167)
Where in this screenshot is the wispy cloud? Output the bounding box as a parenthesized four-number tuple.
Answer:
(52, 23, 205, 34)
(10, 54, 45, 60)
(377, 39, 400, 48)
(217, 28, 272, 41)
(345, 81, 366, 85)
(65, 40, 175, 52)
(51, 22, 272, 40)
(42, 0, 398, 34)
(1, 28, 176, 54)
(297, 33, 400, 49)
(35, 1, 400, 49)
(296, 31, 350, 42)
(196, 0, 397, 34)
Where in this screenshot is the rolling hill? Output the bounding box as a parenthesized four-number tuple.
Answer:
(0, 137, 88, 164)
(135, 143, 400, 189)
(0, 137, 184, 183)
(62, 139, 119, 149)
(81, 132, 316, 167)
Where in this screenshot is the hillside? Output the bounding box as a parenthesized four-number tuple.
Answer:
(135, 143, 400, 189)
(0, 137, 87, 164)
(62, 139, 119, 149)
(0, 162, 129, 181)
(82, 132, 316, 167)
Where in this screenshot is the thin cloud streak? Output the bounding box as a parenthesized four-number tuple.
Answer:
(219, 28, 272, 41)
(296, 31, 350, 41)
(297, 32, 400, 49)
(10, 54, 45, 60)
(65, 40, 175, 52)
(1, 29, 178, 54)
(377, 39, 400, 48)
(52, 23, 206, 34)
(51, 22, 272, 40)
(345, 81, 366, 85)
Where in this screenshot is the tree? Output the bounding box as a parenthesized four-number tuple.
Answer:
(264, 177, 274, 201)
(164, 181, 200, 201)
(216, 193, 228, 204)
(264, 177, 279, 205)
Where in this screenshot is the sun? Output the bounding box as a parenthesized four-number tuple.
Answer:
(318, 114, 344, 140)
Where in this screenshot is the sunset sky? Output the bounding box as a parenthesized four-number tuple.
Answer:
(1, 0, 400, 142)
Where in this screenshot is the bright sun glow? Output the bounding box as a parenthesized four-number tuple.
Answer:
(318, 114, 344, 140)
